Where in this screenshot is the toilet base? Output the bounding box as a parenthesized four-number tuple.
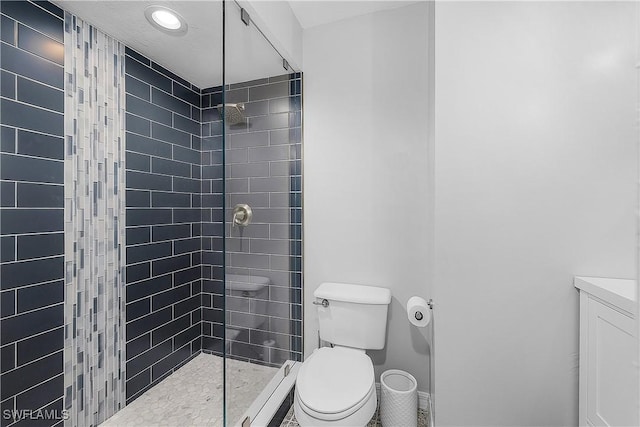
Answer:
(293, 388, 377, 427)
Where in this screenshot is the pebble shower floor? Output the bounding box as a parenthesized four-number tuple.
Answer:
(101, 353, 277, 426)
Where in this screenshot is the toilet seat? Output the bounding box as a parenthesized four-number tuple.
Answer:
(296, 383, 375, 421)
(296, 347, 375, 421)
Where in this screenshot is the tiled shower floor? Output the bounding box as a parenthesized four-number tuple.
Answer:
(102, 353, 278, 426)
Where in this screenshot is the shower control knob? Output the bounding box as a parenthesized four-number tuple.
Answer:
(232, 204, 252, 227)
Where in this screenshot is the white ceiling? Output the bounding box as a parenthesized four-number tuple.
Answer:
(54, 1, 286, 88)
(287, 0, 418, 29)
(53, 1, 418, 88)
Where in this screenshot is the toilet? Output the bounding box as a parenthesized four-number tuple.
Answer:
(294, 282, 392, 426)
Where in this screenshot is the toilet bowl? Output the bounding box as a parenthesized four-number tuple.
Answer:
(294, 282, 392, 426)
(294, 347, 377, 426)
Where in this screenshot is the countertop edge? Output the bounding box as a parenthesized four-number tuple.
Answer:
(574, 276, 636, 316)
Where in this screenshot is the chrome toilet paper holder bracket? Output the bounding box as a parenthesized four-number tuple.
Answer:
(414, 299, 433, 321)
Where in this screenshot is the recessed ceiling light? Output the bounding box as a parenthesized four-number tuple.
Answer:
(152, 9, 181, 29)
(144, 6, 187, 36)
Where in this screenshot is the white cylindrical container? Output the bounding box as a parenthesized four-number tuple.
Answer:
(380, 369, 418, 427)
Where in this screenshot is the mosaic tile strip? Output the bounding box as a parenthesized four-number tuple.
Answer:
(63, 13, 126, 427)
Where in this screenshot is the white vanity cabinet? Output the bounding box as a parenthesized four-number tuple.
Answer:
(574, 276, 637, 427)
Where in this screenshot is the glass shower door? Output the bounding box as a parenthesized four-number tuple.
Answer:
(218, 3, 303, 425)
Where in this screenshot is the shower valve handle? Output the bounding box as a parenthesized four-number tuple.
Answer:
(232, 204, 252, 227)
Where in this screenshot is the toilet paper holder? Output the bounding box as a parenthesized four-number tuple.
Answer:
(414, 299, 433, 320)
(406, 297, 434, 328)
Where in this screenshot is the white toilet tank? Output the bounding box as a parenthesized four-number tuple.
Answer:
(314, 282, 392, 350)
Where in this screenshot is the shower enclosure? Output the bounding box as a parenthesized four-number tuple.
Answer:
(0, 1, 302, 426)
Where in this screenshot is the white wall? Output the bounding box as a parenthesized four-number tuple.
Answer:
(434, 2, 637, 425)
(243, 0, 303, 70)
(303, 2, 434, 391)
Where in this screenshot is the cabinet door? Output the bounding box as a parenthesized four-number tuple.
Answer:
(586, 297, 637, 427)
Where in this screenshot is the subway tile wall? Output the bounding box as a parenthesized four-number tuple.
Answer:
(201, 75, 303, 366)
(0, 2, 65, 426)
(124, 48, 203, 403)
(1, 1, 304, 419)
(200, 84, 225, 354)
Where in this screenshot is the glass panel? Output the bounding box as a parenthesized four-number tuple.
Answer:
(222, 2, 302, 424)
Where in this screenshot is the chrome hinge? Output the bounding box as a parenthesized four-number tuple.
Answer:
(240, 8, 250, 26)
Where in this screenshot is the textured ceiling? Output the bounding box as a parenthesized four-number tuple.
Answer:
(53, 1, 420, 87)
(53, 1, 287, 88)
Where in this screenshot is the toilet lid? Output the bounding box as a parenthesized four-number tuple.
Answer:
(297, 347, 374, 415)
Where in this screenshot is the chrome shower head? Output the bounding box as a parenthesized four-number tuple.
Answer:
(217, 103, 245, 125)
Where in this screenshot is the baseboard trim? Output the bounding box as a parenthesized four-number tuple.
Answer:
(374, 383, 431, 411)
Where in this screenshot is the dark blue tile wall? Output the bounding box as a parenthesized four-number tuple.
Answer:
(199, 84, 225, 355)
(200, 74, 303, 365)
(289, 74, 303, 360)
(0, 2, 65, 426)
(1, 1, 304, 416)
(124, 48, 203, 403)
